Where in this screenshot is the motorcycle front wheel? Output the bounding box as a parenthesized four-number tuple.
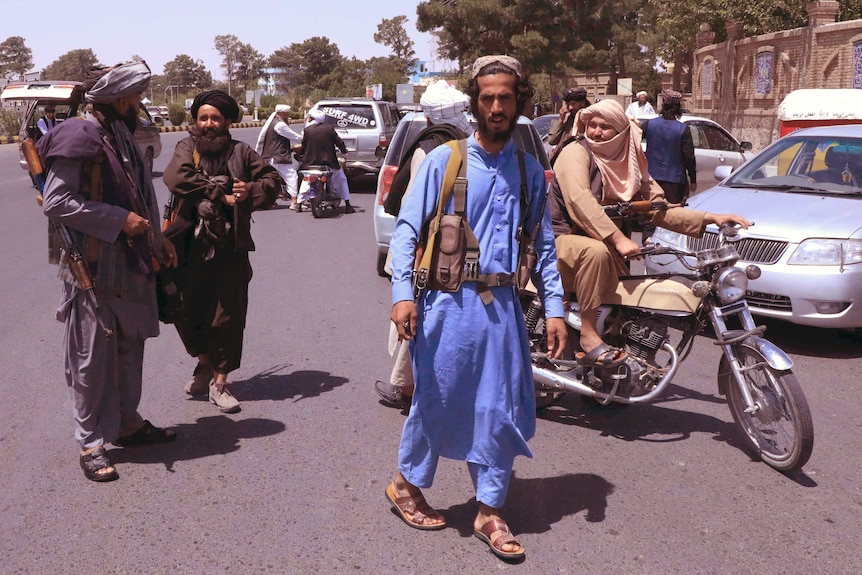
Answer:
(720, 347, 814, 473)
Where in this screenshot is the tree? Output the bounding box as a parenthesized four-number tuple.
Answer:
(0, 36, 33, 79)
(214, 34, 242, 96)
(374, 16, 417, 77)
(234, 43, 265, 92)
(163, 54, 212, 90)
(42, 49, 100, 82)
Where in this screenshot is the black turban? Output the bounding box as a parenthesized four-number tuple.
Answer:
(191, 90, 240, 122)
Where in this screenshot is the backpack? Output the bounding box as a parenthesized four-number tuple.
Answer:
(383, 123, 465, 216)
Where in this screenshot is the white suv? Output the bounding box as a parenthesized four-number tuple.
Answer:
(307, 98, 401, 180)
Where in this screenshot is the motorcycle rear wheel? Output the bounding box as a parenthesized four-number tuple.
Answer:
(310, 197, 323, 218)
(721, 348, 814, 473)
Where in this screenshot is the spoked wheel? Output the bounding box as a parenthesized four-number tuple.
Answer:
(720, 347, 814, 473)
(310, 197, 323, 218)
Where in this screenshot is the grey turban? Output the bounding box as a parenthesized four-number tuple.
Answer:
(85, 61, 152, 104)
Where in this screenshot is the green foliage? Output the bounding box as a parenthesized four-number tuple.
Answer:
(374, 15, 418, 77)
(0, 108, 22, 137)
(42, 49, 100, 81)
(163, 54, 212, 90)
(0, 36, 33, 79)
(167, 103, 186, 126)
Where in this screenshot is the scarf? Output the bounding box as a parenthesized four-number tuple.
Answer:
(575, 99, 650, 202)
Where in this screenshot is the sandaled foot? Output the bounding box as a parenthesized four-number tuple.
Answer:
(114, 420, 177, 447)
(80, 446, 119, 482)
(576, 342, 627, 367)
(385, 483, 446, 530)
(474, 517, 525, 560)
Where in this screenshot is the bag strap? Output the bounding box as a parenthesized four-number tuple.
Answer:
(414, 139, 465, 294)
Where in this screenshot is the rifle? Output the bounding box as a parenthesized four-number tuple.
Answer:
(22, 137, 113, 337)
(603, 199, 686, 218)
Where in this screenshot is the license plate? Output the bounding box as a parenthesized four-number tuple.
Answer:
(342, 139, 356, 151)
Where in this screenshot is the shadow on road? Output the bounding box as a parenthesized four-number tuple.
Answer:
(437, 472, 615, 538)
(539, 394, 740, 444)
(229, 364, 349, 403)
(109, 415, 286, 472)
(752, 317, 862, 359)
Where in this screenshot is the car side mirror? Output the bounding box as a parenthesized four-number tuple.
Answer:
(714, 165, 734, 181)
(739, 141, 753, 152)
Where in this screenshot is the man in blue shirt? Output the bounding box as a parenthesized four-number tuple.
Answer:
(385, 55, 567, 562)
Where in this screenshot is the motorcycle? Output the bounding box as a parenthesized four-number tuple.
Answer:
(298, 165, 341, 218)
(524, 203, 814, 473)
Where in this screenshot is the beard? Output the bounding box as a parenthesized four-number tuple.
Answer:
(191, 125, 232, 157)
(476, 112, 517, 143)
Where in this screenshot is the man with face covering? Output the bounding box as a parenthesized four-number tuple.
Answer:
(163, 89, 282, 414)
(549, 99, 750, 366)
(38, 61, 179, 482)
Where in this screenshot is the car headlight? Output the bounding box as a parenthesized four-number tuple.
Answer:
(788, 239, 862, 265)
(713, 267, 749, 304)
(650, 227, 686, 248)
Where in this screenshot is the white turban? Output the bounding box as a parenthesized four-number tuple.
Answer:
(307, 108, 326, 126)
(85, 61, 152, 104)
(275, 104, 291, 113)
(420, 80, 471, 133)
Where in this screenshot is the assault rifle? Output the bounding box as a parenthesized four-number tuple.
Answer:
(21, 137, 113, 337)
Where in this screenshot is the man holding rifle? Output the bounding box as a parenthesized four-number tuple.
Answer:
(36, 61, 178, 483)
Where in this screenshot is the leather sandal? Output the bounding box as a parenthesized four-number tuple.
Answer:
(114, 420, 177, 447)
(80, 446, 119, 482)
(576, 342, 627, 368)
(474, 518, 525, 560)
(385, 483, 446, 530)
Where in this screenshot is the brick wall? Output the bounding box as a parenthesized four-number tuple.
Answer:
(691, 1, 862, 150)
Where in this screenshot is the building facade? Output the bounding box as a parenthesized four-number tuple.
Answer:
(691, 1, 862, 149)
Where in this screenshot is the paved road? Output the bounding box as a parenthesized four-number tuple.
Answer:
(1, 129, 860, 574)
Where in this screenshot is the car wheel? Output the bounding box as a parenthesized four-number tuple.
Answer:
(377, 251, 390, 278)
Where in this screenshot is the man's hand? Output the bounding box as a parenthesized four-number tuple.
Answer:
(706, 212, 753, 229)
(391, 300, 418, 341)
(610, 229, 641, 259)
(122, 212, 150, 237)
(232, 179, 249, 203)
(545, 317, 568, 359)
(157, 237, 177, 268)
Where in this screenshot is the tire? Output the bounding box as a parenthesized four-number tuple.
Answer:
(310, 197, 323, 219)
(721, 347, 814, 473)
(377, 251, 390, 278)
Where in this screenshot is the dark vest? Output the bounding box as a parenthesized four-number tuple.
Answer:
(260, 117, 292, 163)
(643, 117, 687, 183)
(548, 138, 602, 237)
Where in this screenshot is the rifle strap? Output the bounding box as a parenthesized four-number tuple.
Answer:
(87, 153, 104, 264)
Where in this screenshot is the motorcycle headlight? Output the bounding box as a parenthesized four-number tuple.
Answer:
(650, 227, 686, 248)
(713, 267, 748, 304)
(788, 239, 862, 266)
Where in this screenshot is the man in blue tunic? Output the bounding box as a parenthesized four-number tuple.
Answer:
(385, 55, 567, 561)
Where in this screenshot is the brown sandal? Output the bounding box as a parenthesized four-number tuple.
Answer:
(474, 518, 525, 560)
(385, 483, 446, 530)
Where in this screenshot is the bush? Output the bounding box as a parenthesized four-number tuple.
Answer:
(0, 108, 23, 137)
(167, 103, 186, 126)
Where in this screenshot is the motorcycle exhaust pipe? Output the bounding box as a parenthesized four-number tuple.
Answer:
(532, 343, 680, 405)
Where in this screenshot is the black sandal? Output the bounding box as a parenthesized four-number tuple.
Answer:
(114, 420, 177, 447)
(576, 342, 628, 367)
(80, 446, 119, 482)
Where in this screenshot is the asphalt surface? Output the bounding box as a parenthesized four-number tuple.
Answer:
(1, 128, 861, 575)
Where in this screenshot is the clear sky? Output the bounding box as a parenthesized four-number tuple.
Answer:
(0, 0, 447, 80)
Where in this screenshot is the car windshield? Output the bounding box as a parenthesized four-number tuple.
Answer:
(726, 134, 862, 195)
(318, 105, 377, 129)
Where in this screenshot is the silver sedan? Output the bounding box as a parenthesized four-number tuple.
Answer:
(645, 124, 862, 329)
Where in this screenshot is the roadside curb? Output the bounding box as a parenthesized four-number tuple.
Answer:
(0, 121, 267, 145)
